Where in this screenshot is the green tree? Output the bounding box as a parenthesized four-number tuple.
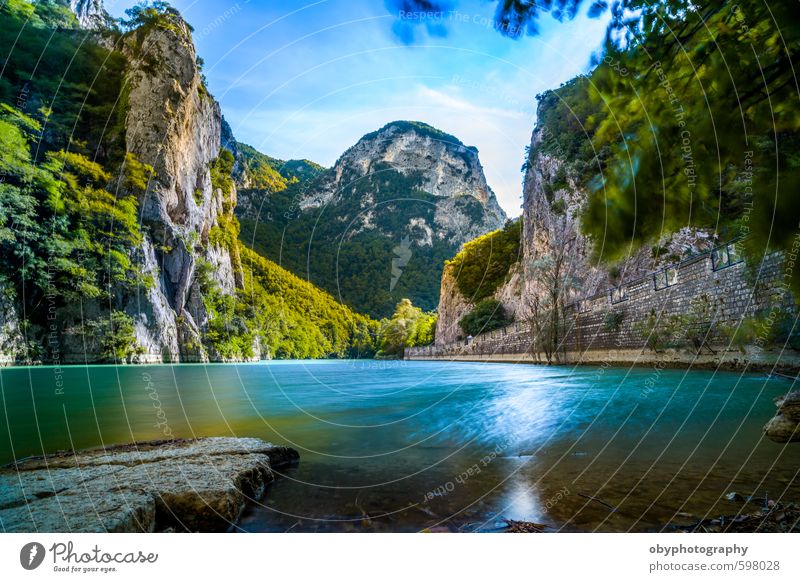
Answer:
(434, 0, 800, 294)
(377, 298, 437, 356)
(120, 1, 189, 32)
(87, 311, 145, 363)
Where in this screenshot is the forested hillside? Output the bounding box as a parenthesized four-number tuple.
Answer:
(236, 120, 507, 319)
(0, 0, 378, 363)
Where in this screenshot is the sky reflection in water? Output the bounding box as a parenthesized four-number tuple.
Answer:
(1, 360, 797, 531)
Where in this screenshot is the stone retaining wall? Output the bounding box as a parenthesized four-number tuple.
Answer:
(407, 241, 795, 369)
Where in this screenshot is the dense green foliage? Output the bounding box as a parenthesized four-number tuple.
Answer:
(87, 310, 146, 362)
(533, 77, 605, 166)
(237, 143, 291, 192)
(239, 161, 471, 318)
(236, 143, 326, 191)
(376, 298, 436, 356)
(120, 0, 190, 33)
(0, 0, 381, 362)
(0, 0, 128, 162)
(529, 1, 800, 293)
(234, 245, 379, 359)
(0, 103, 153, 311)
(446, 219, 522, 303)
(194, 245, 380, 360)
(278, 158, 327, 183)
(458, 298, 512, 337)
(0, 1, 161, 362)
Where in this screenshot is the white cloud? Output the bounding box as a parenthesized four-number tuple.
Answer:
(220, 2, 613, 218)
(226, 82, 533, 216)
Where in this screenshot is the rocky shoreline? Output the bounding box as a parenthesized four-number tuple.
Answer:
(0, 438, 298, 532)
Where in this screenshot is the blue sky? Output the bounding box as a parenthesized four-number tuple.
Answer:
(105, 0, 610, 216)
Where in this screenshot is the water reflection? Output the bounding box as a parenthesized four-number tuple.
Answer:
(1, 361, 798, 532)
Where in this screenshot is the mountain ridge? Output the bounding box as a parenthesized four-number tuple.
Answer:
(235, 118, 507, 318)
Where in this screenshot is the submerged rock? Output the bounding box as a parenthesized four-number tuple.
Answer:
(764, 391, 800, 443)
(0, 438, 298, 532)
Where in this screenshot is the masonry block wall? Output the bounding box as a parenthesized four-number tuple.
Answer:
(406, 244, 791, 360)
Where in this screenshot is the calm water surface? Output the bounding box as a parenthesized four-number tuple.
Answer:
(1, 360, 797, 532)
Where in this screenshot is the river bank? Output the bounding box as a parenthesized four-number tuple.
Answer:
(405, 347, 800, 375)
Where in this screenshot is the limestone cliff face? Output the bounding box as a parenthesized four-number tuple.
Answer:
(434, 261, 524, 345)
(0, 293, 24, 366)
(28, 6, 246, 364)
(434, 97, 716, 344)
(117, 17, 241, 362)
(2, 5, 231, 364)
(520, 126, 608, 309)
(521, 125, 716, 305)
(301, 121, 506, 244)
(69, 0, 109, 29)
(434, 265, 471, 345)
(233, 120, 506, 318)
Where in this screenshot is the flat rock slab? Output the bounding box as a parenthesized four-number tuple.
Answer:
(0, 437, 298, 532)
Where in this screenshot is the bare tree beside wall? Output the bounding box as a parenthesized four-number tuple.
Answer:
(524, 214, 581, 364)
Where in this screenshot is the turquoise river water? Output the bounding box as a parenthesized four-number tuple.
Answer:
(1, 360, 798, 532)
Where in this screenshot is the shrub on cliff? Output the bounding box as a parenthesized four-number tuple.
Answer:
(121, 1, 190, 34)
(446, 219, 522, 303)
(93, 311, 146, 363)
(602, 310, 625, 332)
(459, 299, 512, 337)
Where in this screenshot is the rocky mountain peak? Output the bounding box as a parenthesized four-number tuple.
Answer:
(295, 120, 506, 237)
(236, 121, 508, 317)
(328, 120, 501, 211)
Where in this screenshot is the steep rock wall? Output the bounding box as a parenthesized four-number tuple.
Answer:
(434, 97, 717, 344)
(117, 17, 241, 362)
